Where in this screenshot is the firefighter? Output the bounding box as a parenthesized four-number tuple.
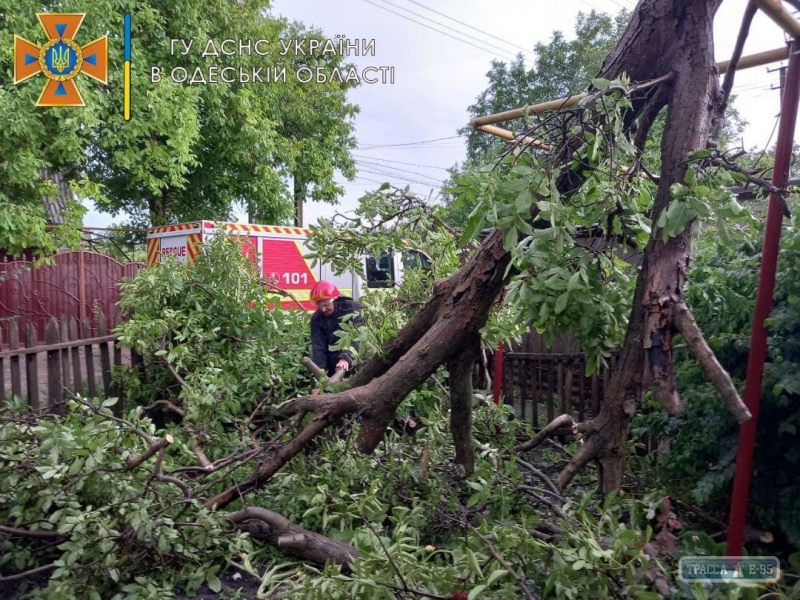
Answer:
(309, 280, 364, 380)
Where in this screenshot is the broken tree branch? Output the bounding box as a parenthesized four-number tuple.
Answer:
(301, 356, 345, 387)
(0, 525, 67, 540)
(0, 563, 58, 582)
(468, 524, 540, 600)
(124, 435, 174, 471)
(673, 301, 751, 422)
(141, 399, 185, 418)
(516, 458, 562, 499)
(204, 416, 334, 510)
(191, 438, 214, 470)
(515, 414, 587, 453)
(227, 506, 359, 568)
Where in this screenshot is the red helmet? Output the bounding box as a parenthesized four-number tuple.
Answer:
(310, 280, 340, 303)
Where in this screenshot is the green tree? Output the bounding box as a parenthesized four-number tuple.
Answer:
(0, 0, 358, 251)
(438, 10, 628, 229)
(460, 10, 629, 165)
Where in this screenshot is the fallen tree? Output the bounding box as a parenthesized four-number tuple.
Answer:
(3, 1, 787, 593)
(241, 0, 756, 502)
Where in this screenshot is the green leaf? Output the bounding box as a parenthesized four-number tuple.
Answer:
(504, 227, 518, 250)
(591, 78, 610, 90)
(468, 584, 488, 600)
(555, 291, 569, 315)
(486, 569, 509, 585)
(466, 547, 483, 577)
(207, 574, 222, 593)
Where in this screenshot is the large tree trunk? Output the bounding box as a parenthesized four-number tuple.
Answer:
(559, 0, 727, 492)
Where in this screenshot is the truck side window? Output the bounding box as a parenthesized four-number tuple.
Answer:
(365, 252, 395, 288)
(402, 249, 432, 271)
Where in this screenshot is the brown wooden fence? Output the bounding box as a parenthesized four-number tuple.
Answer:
(0, 312, 139, 415)
(0, 250, 144, 342)
(502, 351, 618, 427)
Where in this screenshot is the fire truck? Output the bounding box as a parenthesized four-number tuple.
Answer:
(145, 221, 431, 310)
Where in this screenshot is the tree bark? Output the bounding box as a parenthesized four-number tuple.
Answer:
(294, 174, 305, 228)
(448, 336, 479, 476)
(227, 507, 359, 569)
(557, 0, 727, 491)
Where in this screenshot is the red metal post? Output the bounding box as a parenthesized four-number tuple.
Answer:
(493, 341, 504, 405)
(726, 40, 800, 557)
(492, 289, 508, 405)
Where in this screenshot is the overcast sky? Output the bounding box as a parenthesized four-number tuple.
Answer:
(84, 0, 792, 229)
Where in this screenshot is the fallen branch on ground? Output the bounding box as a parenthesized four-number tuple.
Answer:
(227, 506, 359, 569)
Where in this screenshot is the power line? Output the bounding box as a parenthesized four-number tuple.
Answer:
(577, 0, 605, 13)
(355, 159, 445, 183)
(604, 0, 632, 11)
(379, 0, 524, 59)
(357, 164, 444, 184)
(352, 153, 452, 171)
(356, 165, 444, 186)
(359, 135, 463, 149)
(360, 0, 518, 61)
(404, 0, 534, 56)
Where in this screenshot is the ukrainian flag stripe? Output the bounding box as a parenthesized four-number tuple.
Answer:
(123, 14, 131, 121)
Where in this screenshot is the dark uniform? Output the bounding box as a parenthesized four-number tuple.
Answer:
(310, 296, 364, 376)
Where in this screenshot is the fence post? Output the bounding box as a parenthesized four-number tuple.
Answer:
(46, 317, 63, 414)
(60, 316, 71, 396)
(0, 328, 5, 405)
(97, 310, 112, 399)
(25, 323, 40, 410)
(9, 324, 21, 398)
(82, 318, 97, 397)
(69, 318, 83, 394)
(112, 310, 123, 417)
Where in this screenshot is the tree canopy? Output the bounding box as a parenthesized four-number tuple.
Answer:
(0, 0, 358, 256)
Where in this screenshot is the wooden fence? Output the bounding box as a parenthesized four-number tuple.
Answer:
(502, 351, 618, 427)
(0, 312, 138, 415)
(0, 250, 144, 342)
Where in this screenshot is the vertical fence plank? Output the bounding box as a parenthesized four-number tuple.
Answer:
(25, 324, 40, 410)
(578, 357, 586, 422)
(112, 311, 123, 416)
(591, 374, 600, 417)
(531, 357, 539, 428)
(547, 358, 555, 424)
(10, 325, 21, 397)
(565, 359, 574, 417)
(60, 316, 71, 395)
(69, 319, 83, 393)
(557, 359, 566, 417)
(0, 328, 5, 404)
(97, 313, 112, 398)
(46, 318, 63, 413)
(82, 319, 97, 398)
(520, 356, 528, 424)
(502, 353, 511, 406)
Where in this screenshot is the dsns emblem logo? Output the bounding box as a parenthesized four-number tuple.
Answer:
(14, 13, 108, 107)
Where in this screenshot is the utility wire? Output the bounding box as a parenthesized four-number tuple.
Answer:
(360, 0, 518, 61)
(404, 0, 534, 56)
(359, 135, 462, 149)
(379, 0, 523, 59)
(355, 159, 445, 183)
(352, 153, 451, 171)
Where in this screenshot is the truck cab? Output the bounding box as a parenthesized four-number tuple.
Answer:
(364, 249, 433, 289)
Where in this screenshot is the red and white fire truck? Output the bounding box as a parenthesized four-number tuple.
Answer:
(145, 221, 431, 310)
